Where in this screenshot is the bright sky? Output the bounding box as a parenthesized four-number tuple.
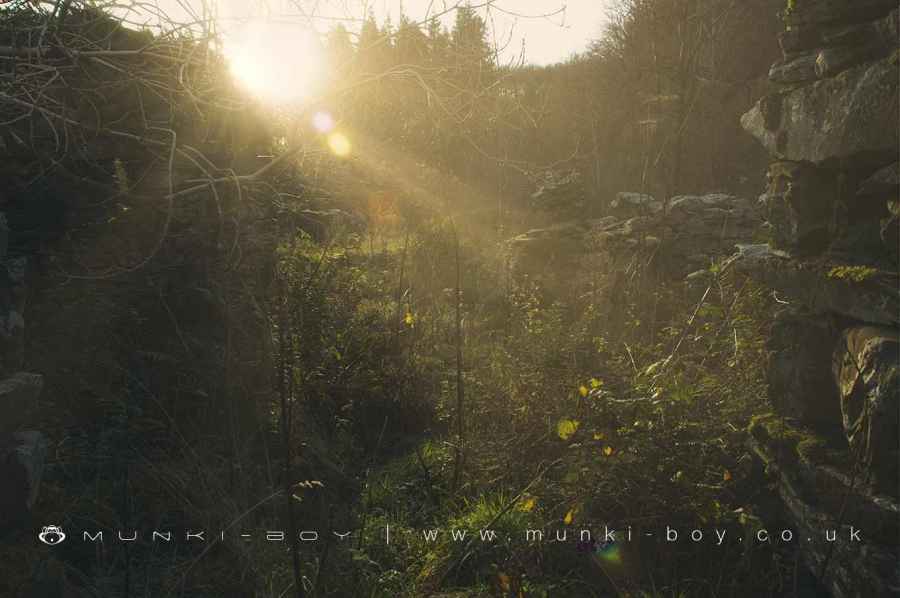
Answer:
(118, 1, 608, 102)
(141, 1, 609, 66)
(339, 0, 609, 66)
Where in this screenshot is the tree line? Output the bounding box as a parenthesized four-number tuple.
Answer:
(314, 0, 785, 227)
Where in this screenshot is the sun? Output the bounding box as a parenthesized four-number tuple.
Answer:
(225, 21, 324, 103)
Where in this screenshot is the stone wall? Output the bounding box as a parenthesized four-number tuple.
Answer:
(510, 191, 760, 283)
(737, 1, 899, 595)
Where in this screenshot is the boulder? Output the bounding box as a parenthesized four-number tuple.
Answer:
(832, 326, 899, 494)
(769, 53, 818, 85)
(529, 169, 585, 214)
(766, 309, 842, 427)
(741, 55, 899, 167)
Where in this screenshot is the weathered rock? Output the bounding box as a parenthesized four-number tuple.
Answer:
(529, 169, 585, 214)
(856, 165, 900, 262)
(732, 243, 791, 261)
(785, 0, 897, 27)
(750, 414, 900, 543)
(726, 247, 900, 326)
(833, 326, 899, 494)
(604, 194, 757, 272)
(767, 309, 842, 427)
(825, 163, 900, 261)
(815, 6, 898, 79)
(769, 53, 819, 84)
(0, 372, 43, 433)
(763, 161, 839, 254)
(609, 192, 661, 218)
(511, 193, 759, 285)
(748, 414, 900, 598)
(667, 193, 742, 214)
(820, 8, 900, 51)
(815, 43, 881, 78)
(742, 56, 899, 167)
(0, 430, 48, 530)
(820, 22, 871, 48)
(856, 162, 900, 198)
(744, 5, 900, 594)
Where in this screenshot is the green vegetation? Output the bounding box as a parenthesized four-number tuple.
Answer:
(827, 265, 879, 282)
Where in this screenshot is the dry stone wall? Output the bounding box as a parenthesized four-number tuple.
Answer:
(737, 2, 899, 595)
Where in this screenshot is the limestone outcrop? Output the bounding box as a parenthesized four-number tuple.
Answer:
(510, 192, 760, 284)
(742, 7, 899, 167)
(737, 2, 899, 595)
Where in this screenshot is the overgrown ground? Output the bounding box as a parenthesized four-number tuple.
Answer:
(267, 200, 798, 597)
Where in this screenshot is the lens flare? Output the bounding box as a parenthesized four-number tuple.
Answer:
(592, 541, 622, 565)
(313, 112, 335, 133)
(327, 133, 351, 157)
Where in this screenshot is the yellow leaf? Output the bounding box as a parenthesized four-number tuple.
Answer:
(723, 470, 732, 482)
(564, 507, 577, 525)
(592, 431, 606, 441)
(519, 497, 536, 512)
(590, 378, 603, 389)
(404, 312, 415, 326)
(557, 418, 580, 440)
(578, 385, 589, 397)
(602, 445, 614, 457)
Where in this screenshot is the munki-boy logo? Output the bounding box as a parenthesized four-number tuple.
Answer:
(38, 525, 66, 545)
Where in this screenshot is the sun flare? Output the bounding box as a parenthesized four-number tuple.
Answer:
(327, 132, 352, 157)
(225, 21, 324, 103)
